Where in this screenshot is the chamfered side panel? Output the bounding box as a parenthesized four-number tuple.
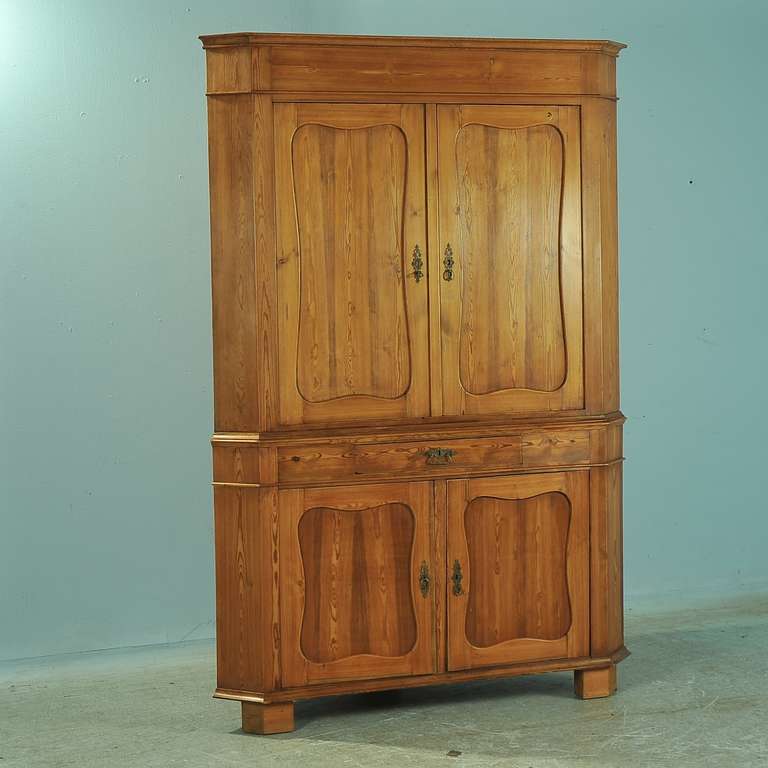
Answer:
(214, 486, 279, 693)
(275, 104, 429, 425)
(207, 95, 258, 432)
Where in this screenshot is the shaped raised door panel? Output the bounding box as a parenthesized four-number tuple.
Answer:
(280, 482, 435, 687)
(437, 105, 584, 416)
(275, 104, 429, 426)
(447, 472, 589, 671)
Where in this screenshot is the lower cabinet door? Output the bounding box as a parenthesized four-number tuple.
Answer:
(447, 472, 589, 671)
(280, 481, 435, 687)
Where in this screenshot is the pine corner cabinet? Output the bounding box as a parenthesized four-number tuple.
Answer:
(201, 31, 627, 735)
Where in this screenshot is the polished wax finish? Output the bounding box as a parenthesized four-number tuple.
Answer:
(201, 31, 626, 734)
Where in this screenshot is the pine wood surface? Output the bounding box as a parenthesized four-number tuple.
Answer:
(203, 32, 626, 732)
(279, 482, 435, 687)
(447, 473, 589, 670)
(215, 646, 630, 704)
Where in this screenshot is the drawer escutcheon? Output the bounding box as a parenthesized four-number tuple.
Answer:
(423, 447, 456, 465)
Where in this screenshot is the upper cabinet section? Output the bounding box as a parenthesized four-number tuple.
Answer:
(201, 33, 624, 98)
(275, 104, 430, 426)
(203, 34, 623, 432)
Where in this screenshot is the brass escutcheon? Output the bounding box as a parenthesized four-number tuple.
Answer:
(411, 244, 424, 282)
(423, 447, 456, 465)
(452, 559, 464, 596)
(419, 561, 430, 597)
(443, 243, 454, 281)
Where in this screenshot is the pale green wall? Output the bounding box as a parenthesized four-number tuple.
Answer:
(2, 0, 767, 661)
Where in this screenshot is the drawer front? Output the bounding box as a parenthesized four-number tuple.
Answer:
(278, 436, 523, 485)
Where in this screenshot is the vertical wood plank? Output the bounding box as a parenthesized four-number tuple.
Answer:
(215, 486, 279, 693)
(252, 46, 272, 90)
(565, 473, 590, 658)
(436, 105, 463, 415)
(433, 479, 448, 672)
(425, 103, 443, 416)
(582, 98, 620, 414)
(253, 94, 278, 429)
(590, 463, 624, 655)
(207, 95, 258, 431)
(401, 104, 431, 420)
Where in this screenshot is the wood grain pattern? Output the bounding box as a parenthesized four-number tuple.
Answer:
(298, 502, 417, 662)
(217, 647, 629, 704)
(278, 436, 522, 485)
(521, 431, 592, 467)
(205, 47, 252, 93)
(447, 472, 589, 671)
(214, 487, 279, 693)
(464, 493, 572, 646)
(582, 98, 620, 414)
(213, 445, 277, 485)
(280, 482, 434, 686)
(214, 411, 625, 446)
(455, 122, 565, 394)
(590, 462, 624, 656)
(433, 480, 448, 672)
(206, 95, 258, 432)
(574, 664, 617, 699)
(426, 103, 444, 416)
(241, 701, 294, 734)
(292, 122, 410, 402)
(275, 103, 429, 425)
(203, 33, 626, 728)
(438, 105, 583, 416)
(201, 33, 625, 55)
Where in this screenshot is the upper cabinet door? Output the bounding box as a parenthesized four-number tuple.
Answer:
(275, 104, 430, 426)
(437, 106, 584, 417)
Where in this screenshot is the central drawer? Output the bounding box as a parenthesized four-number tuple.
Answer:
(277, 435, 523, 485)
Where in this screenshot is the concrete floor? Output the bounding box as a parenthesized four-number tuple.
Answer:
(2, 595, 767, 767)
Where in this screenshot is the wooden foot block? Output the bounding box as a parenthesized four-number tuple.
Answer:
(574, 665, 617, 699)
(241, 701, 295, 734)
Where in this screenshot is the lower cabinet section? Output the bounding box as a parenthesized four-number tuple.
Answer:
(276, 471, 591, 688)
(446, 472, 589, 670)
(214, 463, 625, 734)
(279, 482, 435, 687)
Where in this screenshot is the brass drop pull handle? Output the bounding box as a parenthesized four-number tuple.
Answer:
(411, 244, 424, 283)
(443, 243, 454, 281)
(452, 559, 464, 596)
(418, 561, 430, 597)
(423, 447, 456, 465)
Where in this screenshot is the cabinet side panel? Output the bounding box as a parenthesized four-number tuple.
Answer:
(252, 95, 278, 428)
(589, 463, 624, 655)
(215, 486, 280, 693)
(582, 99, 620, 414)
(207, 95, 259, 431)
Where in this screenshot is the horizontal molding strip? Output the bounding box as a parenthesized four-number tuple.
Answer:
(205, 90, 619, 102)
(199, 33, 626, 56)
(214, 646, 630, 703)
(212, 411, 626, 447)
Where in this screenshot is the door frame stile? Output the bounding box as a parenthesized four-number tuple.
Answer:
(426, 103, 444, 417)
